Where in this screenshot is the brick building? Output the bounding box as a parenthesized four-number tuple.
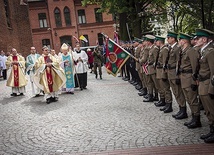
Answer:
(28, 0, 115, 54)
(0, 0, 33, 57)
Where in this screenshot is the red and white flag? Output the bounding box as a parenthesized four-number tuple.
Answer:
(73, 36, 79, 43)
(142, 62, 149, 75)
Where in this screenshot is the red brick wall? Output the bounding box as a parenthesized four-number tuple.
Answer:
(0, 0, 33, 57)
(29, 0, 115, 53)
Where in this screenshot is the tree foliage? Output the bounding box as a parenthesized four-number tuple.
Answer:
(82, 0, 214, 40)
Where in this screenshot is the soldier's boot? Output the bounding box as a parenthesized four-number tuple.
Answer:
(204, 124, 214, 143)
(143, 94, 149, 99)
(100, 75, 102, 79)
(175, 107, 188, 119)
(172, 106, 182, 118)
(187, 115, 202, 129)
(160, 103, 168, 111)
(184, 114, 194, 126)
(143, 94, 153, 102)
(153, 93, 159, 101)
(154, 98, 166, 107)
(138, 88, 147, 96)
(95, 73, 98, 79)
(201, 124, 214, 140)
(163, 103, 173, 113)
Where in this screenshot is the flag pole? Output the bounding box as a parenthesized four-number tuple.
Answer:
(101, 33, 138, 62)
(126, 23, 132, 43)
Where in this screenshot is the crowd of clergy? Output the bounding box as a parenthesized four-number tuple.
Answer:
(5, 43, 90, 104)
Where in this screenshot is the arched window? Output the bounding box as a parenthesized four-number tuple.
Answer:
(54, 8, 62, 27)
(64, 7, 71, 26)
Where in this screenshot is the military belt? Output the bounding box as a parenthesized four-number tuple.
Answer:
(198, 74, 210, 82)
(166, 64, 176, 70)
(180, 69, 192, 74)
(148, 62, 154, 66)
(156, 66, 163, 69)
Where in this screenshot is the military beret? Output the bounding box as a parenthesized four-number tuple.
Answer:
(144, 34, 155, 41)
(138, 40, 143, 43)
(167, 31, 178, 38)
(141, 36, 146, 41)
(155, 36, 165, 42)
(195, 28, 212, 37)
(133, 37, 140, 42)
(178, 33, 192, 40)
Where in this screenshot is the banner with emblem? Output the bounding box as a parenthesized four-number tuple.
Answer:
(104, 35, 130, 77)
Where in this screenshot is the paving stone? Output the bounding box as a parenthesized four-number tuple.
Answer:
(0, 68, 210, 154)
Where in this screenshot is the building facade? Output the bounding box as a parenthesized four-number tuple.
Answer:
(0, 0, 33, 57)
(28, 0, 115, 53)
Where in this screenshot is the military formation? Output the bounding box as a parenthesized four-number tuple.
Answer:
(119, 28, 214, 143)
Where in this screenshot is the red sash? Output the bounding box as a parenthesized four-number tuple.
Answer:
(44, 56, 53, 92)
(13, 56, 19, 87)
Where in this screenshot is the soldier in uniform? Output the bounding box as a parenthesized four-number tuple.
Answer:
(178, 33, 201, 127)
(139, 37, 150, 98)
(161, 32, 186, 114)
(143, 35, 159, 102)
(195, 29, 214, 143)
(154, 36, 172, 107)
(133, 39, 143, 90)
(93, 45, 104, 79)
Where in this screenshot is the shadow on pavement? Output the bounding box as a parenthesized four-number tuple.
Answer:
(0, 95, 25, 105)
(21, 97, 65, 116)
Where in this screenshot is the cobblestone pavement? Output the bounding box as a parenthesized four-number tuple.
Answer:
(0, 68, 211, 155)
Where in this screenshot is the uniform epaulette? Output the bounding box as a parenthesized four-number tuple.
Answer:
(163, 46, 169, 50)
(154, 46, 159, 49)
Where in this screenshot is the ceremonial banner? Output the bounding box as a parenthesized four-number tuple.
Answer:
(105, 37, 130, 77)
(79, 35, 88, 42)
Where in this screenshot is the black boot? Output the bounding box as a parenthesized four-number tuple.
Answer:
(153, 93, 159, 101)
(11, 93, 17, 96)
(143, 94, 153, 102)
(135, 84, 142, 90)
(187, 115, 202, 129)
(160, 104, 167, 111)
(163, 103, 173, 113)
(95, 74, 98, 79)
(46, 98, 51, 104)
(100, 75, 102, 79)
(175, 107, 188, 119)
(184, 114, 194, 126)
(172, 107, 182, 118)
(154, 98, 166, 107)
(143, 94, 149, 99)
(201, 125, 214, 140)
(138, 88, 147, 96)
